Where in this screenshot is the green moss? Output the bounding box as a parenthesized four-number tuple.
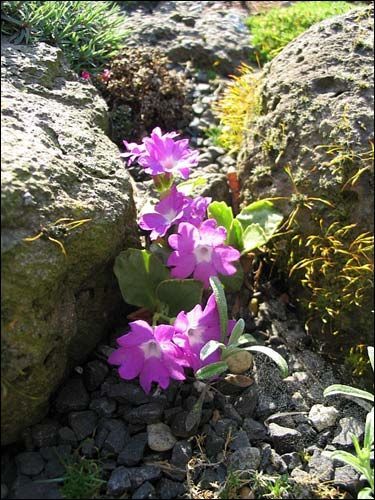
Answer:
(260, 123, 288, 164)
(247, 1, 358, 63)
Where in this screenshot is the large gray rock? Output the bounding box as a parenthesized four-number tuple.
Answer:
(240, 6, 374, 224)
(1, 42, 138, 444)
(239, 6, 374, 339)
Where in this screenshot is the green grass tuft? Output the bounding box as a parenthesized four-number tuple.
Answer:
(1, 1, 128, 72)
(247, 1, 357, 63)
(61, 456, 105, 499)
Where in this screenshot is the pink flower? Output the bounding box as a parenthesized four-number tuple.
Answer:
(81, 71, 91, 80)
(108, 321, 187, 393)
(167, 219, 241, 287)
(121, 140, 146, 166)
(138, 189, 211, 240)
(173, 294, 236, 371)
(121, 127, 198, 179)
(139, 186, 187, 240)
(180, 195, 212, 227)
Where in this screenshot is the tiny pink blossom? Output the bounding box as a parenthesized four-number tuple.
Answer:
(108, 320, 188, 393)
(167, 219, 241, 287)
(173, 294, 236, 371)
(101, 69, 112, 82)
(81, 71, 91, 80)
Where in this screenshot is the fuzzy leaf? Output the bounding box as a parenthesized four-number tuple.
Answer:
(200, 340, 225, 361)
(114, 249, 169, 311)
(208, 201, 234, 232)
(323, 384, 374, 403)
(246, 345, 288, 377)
(195, 361, 228, 380)
(237, 334, 258, 345)
(368, 346, 374, 372)
(209, 277, 228, 344)
(228, 319, 246, 345)
(156, 279, 203, 317)
(185, 390, 206, 431)
(357, 487, 374, 499)
(364, 408, 374, 449)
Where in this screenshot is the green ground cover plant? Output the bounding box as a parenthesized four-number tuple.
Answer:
(1, 1, 127, 72)
(324, 347, 374, 500)
(247, 1, 356, 63)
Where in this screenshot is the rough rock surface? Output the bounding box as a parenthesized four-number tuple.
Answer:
(120, 1, 253, 75)
(238, 6, 374, 340)
(1, 42, 138, 444)
(240, 6, 374, 231)
(2, 288, 367, 499)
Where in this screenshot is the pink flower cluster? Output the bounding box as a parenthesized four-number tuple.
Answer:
(109, 294, 235, 393)
(110, 128, 242, 392)
(124, 127, 240, 287)
(122, 127, 199, 179)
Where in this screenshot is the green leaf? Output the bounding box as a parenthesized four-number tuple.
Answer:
(330, 450, 365, 475)
(237, 334, 258, 345)
(185, 390, 206, 431)
(195, 361, 228, 380)
(156, 279, 203, 317)
(209, 277, 228, 344)
(323, 384, 374, 403)
(207, 201, 234, 232)
(364, 408, 374, 449)
(176, 177, 207, 196)
(228, 319, 245, 345)
(219, 262, 244, 292)
(368, 346, 374, 372)
(200, 340, 225, 361)
(246, 345, 289, 377)
(237, 199, 283, 247)
(114, 249, 169, 311)
(227, 218, 244, 250)
(357, 487, 374, 499)
(242, 223, 268, 253)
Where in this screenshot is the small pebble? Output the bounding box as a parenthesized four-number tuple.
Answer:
(147, 422, 177, 452)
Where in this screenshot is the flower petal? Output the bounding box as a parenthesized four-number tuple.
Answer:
(139, 357, 170, 393)
(199, 219, 227, 246)
(117, 321, 153, 347)
(108, 347, 127, 366)
(212, 245, 240, 275)
(154, 324, 175, 343)
(168, 252, 196, 279)
(118, 347, 144, 380)
(193, 261, 217, 288)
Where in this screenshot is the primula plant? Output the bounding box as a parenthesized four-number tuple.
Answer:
(109, 127, 287, 393)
